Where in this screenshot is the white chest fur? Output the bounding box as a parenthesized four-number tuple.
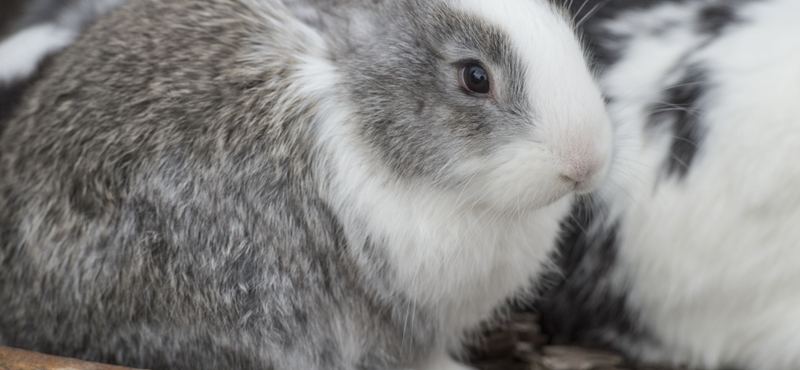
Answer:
(311, 97, 569, 348)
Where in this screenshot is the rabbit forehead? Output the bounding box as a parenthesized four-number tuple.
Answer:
(448, 0, 576, 62)
(446, 0, 606, 123)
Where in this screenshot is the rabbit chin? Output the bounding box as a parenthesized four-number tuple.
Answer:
(458, 174, 577, 213)
(453, 149, 608, 213)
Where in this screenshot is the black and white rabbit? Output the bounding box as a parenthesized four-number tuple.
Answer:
(540, 0, 800, 369)
(0, 0, 612, 369)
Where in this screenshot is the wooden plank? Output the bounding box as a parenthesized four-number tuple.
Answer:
(0, 346, 145, 370)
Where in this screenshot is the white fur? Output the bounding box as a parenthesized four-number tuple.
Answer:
(0, 24, 76, 85)
(297, 1, 612, 369)
(455, 0, 613, 195)
(0, 0, 131, 86)
(598, 0, 800, 368)
(422, 351, 477, 370)
(310, 64, 574, 363)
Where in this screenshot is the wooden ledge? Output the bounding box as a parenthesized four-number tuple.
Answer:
(0, 346, 145, 370)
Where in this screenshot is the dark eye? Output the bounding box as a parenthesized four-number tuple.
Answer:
(460, 63, 491, 95)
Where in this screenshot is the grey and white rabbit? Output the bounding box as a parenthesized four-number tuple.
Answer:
(0, 0, 613, 369)
(539, 0, 800, 369)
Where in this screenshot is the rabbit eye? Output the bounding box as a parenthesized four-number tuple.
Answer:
(460, 63, 491, 95)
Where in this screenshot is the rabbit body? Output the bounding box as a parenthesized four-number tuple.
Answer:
(540, 1, 800, 369)
(0, 0, 612, 369)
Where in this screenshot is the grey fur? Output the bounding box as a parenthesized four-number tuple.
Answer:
(1, 0, 429, 368)
(0, 0, 590, 369)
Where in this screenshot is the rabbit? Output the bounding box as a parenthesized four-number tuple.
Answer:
(0, 0, 613, 369)
(538, 0, 800, 369)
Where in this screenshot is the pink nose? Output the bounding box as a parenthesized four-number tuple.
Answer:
(560, 161, 595, 184)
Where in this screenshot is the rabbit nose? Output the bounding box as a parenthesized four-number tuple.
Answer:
(560, 161, 595, 184)
(559, 152, 609, 190)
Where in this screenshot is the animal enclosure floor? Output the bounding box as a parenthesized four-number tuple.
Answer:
(467, 312, 686, 370)
(0, 313, 686, 370)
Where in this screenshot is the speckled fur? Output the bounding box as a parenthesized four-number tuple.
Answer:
(0, 0, 611, 369)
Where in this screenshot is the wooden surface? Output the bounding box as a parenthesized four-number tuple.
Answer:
(0, 346, 145, 370)
(467, 312, 681, 370)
